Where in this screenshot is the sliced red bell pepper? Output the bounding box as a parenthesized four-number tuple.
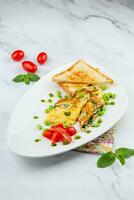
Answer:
(42, 130, 53, 140)
(66, 127, 76, 136)
(51, 131, 61, 145)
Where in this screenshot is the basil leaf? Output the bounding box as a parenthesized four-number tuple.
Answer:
(115, 148, 134, 159)
(27, 73, 40, 82)
(116, 154, 125, 165)
(24, 77, 30, 85)
(12, 74, 25, 83)
(97, 151, 116, 168)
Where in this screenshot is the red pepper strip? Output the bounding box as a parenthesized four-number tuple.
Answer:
(42, 130, 53, 140)
(51, 131, 61, 145)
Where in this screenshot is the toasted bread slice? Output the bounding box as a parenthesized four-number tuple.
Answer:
(52, 60, 113, 84)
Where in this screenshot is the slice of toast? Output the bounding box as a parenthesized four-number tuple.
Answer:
(52, 60, 113, 84)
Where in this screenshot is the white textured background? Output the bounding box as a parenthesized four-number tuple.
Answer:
(0, 0, 134, 200)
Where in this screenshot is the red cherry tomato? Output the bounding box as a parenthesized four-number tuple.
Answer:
(11, 50, 24, 61)
(22, 61, 37, 73)
(37, 52, 47, 65)
(66, 127, 77, 136)
(43, 130, 53, 140)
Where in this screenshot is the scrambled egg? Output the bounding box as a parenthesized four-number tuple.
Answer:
(45, 89, 90, 127)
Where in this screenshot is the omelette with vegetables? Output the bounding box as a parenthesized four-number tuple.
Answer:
(45, 88, 90, 127)
(37, 60, 116, 146)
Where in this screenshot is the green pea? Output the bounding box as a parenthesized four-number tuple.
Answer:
(37, 124, 43, 130)
(35, 138, 42, 142)
(91, 123, 100, 127)
(97, 118, 103, 124)
(40, 99, 45, 103)
(86, 130, 92, 134)
(49, 93, 55, 98)
(33, 116, 39, 119)
(44, 120, 51, 126)
(45, 108, 50, 113)
(56, 90, 62, 98)
(62, 140, 69, 145)
(74, 135, 81, 140)
(51, 143, 57, 146)
(109, 101, 115, 105)
(111, 94, 116, 99)
(48, 99, 52, 103)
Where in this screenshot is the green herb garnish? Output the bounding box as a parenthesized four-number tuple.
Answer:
(97, 118, 103, 124)
(45, 108, 50, 113)
(41, 99, 45, 103)
(98, 107, 106, 116)
(51, 143, 57, 146)
(91, 123, 100, 127)
(97, 147, 134, 168)
(36, 124, 43, 130)
(33, 116, 39, 119)
(86, 130, 92, 134)
(48, 99, 52, 103)
(45, 105, 54, 113)
(56, 90, 62, 98)
(102, 92, 116, 105)
(74, 135, 81, 140)
(64, 111, 71, 116)
(62, 140, 69, 145)
(109, 101, 115, 105)
(13, 73, 40, 85)
(49, 93, 55, 98)
(35, 138, 42, 142)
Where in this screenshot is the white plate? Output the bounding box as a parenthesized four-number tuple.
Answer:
(7, 61, 128, 157)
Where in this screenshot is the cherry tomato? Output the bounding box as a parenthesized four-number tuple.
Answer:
(22, 61, 37, 73)
(11, 50, 24, 61)
(43, 130, 53, 140)
(37, 52, 47, 65)
(66, 127, 76, 136)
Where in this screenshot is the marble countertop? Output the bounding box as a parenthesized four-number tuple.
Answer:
(0, 0, 134, 199)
